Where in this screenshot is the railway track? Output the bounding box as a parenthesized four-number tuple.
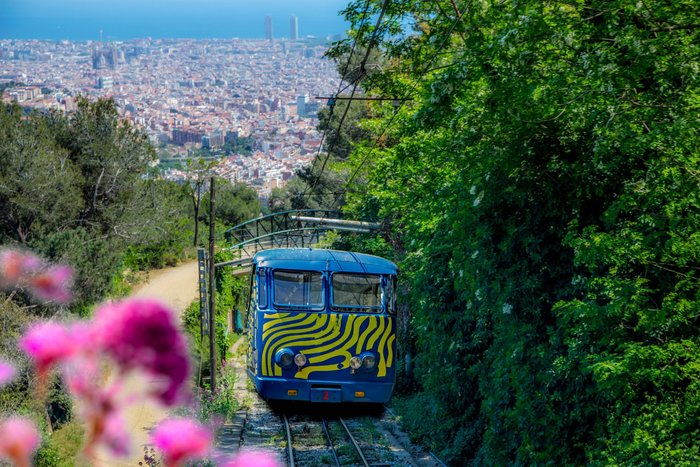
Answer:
(337, 417, 372, 467)
(282, 413, 414, 467)
(282, 414, 343, 466)
(230, 392, 439, 466)
(224, 338, 439, 466)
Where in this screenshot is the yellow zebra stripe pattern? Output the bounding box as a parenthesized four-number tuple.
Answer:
(260, 312, 394, 379)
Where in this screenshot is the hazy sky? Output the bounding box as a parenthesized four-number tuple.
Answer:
(0, 0, 351, 40)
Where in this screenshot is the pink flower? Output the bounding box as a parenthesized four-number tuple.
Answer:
(27, 264, 73, 304)
(67, 364, 131, 460)
(0, 248, 41, 287)
(20, 322, 76, 374)
(93, 299, 190, 405)
(0, 360, 16, 387)
(0, 417, 41, 467)
(151, 418, 211, 467)
(62, 351, 99, 399)
(0, 248, 73, 304)
(99, 412, 131, 458)
(222, 450, 283, 467)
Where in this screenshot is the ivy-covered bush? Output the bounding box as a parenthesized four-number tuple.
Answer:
(181, 250, 248, 383)
(331, 0, 700, 463)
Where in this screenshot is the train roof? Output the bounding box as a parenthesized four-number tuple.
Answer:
(252, 248, 397, 275)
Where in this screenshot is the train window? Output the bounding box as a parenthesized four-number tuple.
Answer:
(273, 270, 324, 309)
(331, 273, 382, 312)
(257, 268, 268, 308)
(245, 268, 254, 316)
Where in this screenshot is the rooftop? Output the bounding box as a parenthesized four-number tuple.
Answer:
(253, 248, 397, 274)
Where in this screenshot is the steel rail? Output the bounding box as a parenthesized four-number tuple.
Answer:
(314, 95, 413, 102)
(222, 209, 343, 241)
(291, 215, 381, 231)
(321, 418, 342, 467)
(222, 226, 372, 253)
(338, 417, 370, 467)
(282, 414, 295, 467)
(430, 451, 448, 467)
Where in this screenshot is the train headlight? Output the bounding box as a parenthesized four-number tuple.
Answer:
(361, 353, 376, 369)
(294, 353, 307, 367)
(350, 356, 362, 370)
(275, 348, 294, 368)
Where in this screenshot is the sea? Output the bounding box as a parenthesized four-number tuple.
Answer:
(0, 0, 351, 41)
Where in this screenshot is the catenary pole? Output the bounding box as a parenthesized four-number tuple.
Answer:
(208, 176, 217, 392)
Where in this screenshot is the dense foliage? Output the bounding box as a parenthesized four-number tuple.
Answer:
(0, 98, 193, 309)
(0, 94, 266, 465)
(0, 98, 196, 462)
(204, 180, 261, 229)
(181, 250, 248, 384)
(327, 0, 700, 463)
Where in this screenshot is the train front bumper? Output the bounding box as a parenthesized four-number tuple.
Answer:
(250, 372, 394, 403)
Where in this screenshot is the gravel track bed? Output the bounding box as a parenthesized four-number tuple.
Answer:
(224, 337, 439, 466)
(239, 396, 286, 460)
(286, 415, 338, 466)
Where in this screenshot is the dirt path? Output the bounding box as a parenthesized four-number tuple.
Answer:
(94, 261, 199, 466)
(131, 261, 199, 310)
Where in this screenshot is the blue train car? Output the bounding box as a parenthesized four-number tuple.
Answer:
(245, 248, 398, 403)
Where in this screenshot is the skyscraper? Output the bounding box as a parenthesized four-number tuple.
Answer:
(265, 16, 273, 42)
(296, 94, 308, 117)
(290, 15, 299, 40)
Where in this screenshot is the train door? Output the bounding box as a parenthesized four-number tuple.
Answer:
(245, 266, 256, 374)
(245, 265, 268, 375)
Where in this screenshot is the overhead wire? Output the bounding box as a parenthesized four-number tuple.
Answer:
(303, 0, 374, 194)
(325, 0, 469, 215)
(304, 0, 393, 200)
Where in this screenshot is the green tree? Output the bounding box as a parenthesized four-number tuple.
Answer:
(0, 98, 192, 309)
(207, 181, 261, 228)
(0, 103, 84, 244)
(47, 98, 156, 236)
(0, 97, 195, 464)
(121, 178, 193, 271)
(267, 186, 292, 213)
(181, 158, 216, 247)
(332, 0, 700, 463)
(264, 149, 351, 213)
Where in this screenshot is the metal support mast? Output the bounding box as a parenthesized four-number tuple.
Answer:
(208, 176, 217, 392)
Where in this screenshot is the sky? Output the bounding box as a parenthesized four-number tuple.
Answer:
(0, 0, 351, 41)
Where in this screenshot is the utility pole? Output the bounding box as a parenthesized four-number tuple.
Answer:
(208, 176, 217, 392)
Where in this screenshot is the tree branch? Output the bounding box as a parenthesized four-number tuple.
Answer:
(650, 23, 700, 33)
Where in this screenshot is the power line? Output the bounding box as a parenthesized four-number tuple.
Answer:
(315, 96, 411, 101)
(305, 0, 393, 199)
(303, 0, 373, 190)
(326, 0, 469, 216)
(431, 0, 468, 44)
(307, 79, 362, 194)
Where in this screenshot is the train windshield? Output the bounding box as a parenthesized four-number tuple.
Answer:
(332, 273, 382, 312)
(273, 270, 324, 309)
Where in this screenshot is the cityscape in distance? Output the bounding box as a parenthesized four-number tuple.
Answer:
(0, 14, 345, 201)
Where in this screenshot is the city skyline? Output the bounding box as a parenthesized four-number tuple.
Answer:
(0, 0, 350, 41)
(0, 37, 341, 198)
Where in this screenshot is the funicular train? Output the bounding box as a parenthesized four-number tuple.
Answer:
(245, 248, 397, 403)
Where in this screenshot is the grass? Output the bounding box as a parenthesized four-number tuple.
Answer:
(269, 428, 286, 448)
(295, 421, 326, 446)
(232, 335, 247, 359)
(359, 416, 382, 438)
(328, 421, 363, 465)
(245, 378, 255, 392)
(50, 420, 85, 466)
(238, 392, 254, 411)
